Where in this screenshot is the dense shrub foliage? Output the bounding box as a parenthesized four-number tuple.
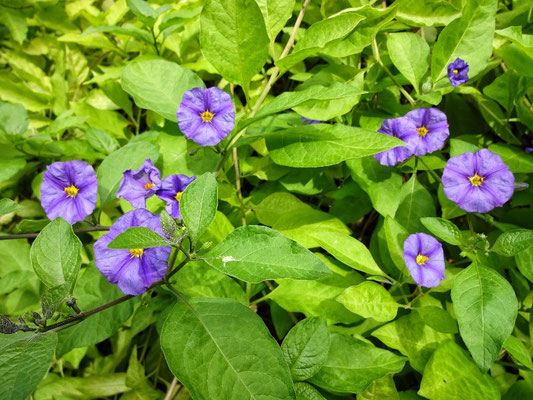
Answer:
(1, 0, 533, 399)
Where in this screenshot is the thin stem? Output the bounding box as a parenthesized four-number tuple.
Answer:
(232, 147, 246, 226)
(372, 37, 416, 106)
(164, 377, 179, 400)
(466, 213, 476, 237)
(0, 226, 110, 241)
(43, 294, 134, 332)
(151, 28, 160, 55)
(166, 258, 189, 280)
(417, 156, 442, 183)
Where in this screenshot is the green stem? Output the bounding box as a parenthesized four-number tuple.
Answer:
(466, 213, 476, 237)
(151, 28, 160, 56)
(0, 226, 110, 241)
(372, 37, 416, 107)
(417, 156, 442, 183)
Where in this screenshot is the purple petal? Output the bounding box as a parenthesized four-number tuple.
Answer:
(403, 233, 445, 288)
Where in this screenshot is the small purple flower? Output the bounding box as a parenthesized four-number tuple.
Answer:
(116, 159, 161, 208)
(176, 87, 235, 146)
(40, 160, 97, 224)
(301, 116, 322, 125)
(447, 58, 469, 87)
(94, 209, 171, 295)
(403, 108, 450, 156)
(526, 147, 533, 153)
(156, 174, 196, 219)
(374, 117, 417, 166)
(403, 233, 445, 288)
(442, 149, 515, 213)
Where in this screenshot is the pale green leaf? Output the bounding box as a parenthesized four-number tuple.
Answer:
(256, 0, 295, 41)
(492, 229, 533, 256)
(108, 227, 171, 249)
(337, 281, 399, 322)
(387, 33, 429, 91)
(420, 217, 462, 246)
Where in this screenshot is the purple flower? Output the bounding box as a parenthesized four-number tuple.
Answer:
(442, 149, 515, 213)
(403, 233, 445, 288)
(116, 159, 161, 208)
(176, 87, 235, 146)
(526, 147, 533, 153)
(447, 58, 469, 87)
(40, 160, 97, 224)
(94, 209, 171, 295)
(403, 108, 449, 156)
(156, 174, 196, 219)
(301, 116, 322, 125)
(374, 117, 417, 166)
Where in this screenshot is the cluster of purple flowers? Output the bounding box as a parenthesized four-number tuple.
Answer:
(40, 158, 196, 295)
(116, 159, 195, 219)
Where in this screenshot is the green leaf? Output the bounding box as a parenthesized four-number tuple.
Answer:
(309, 231, 385, 276)
(161, 297, 295, 399)
(85, 128, 118, 155)
(322, 6, 397, 57)
(126, 0, 159, 27)
(248, 81, 365, 127)
(56, 265, 134, 356)
(358, 375, 399, 400)
(308, 333, 406, 394)
(0, 102, 28, 136)
(173, 261, 247, 304)
(347, 157, 403, 217)
(415, 306, 458, 334)
(256, 0, 295, 41)
(266, 124, 405, 168)
(0, 332, 58, 400)
(276, 11, 365, 70)
(451, 263, 518, 371)
(200, 0, 269, 90)
(121, 59, 204, 121)
(203, 225, 331, 282)
(269, 253, 365, 325)
(0, 198, 21, 216)
(395, 175, 436, 233)
(30, 218, 82, 291)
(492, 229, 533, 256)
(372, 312, 452, 373)
(181, 172, 218, 245)
(489, 143, 533, 174)
(160, 209, 178, 239)
(294, 382, 326, 400)
(337, 281, 399, 322)
(108, 227, 171, 249)
(420, 217, 462, 246)
(386, 33, 429, 92)
(281, 317, 330, 381)
(516, 246, 533, 283)
(82, 25, 153, 44)
(0, 6, 28, 44)
(418, 340, 500, 400)
(97, 141, 159, 206)
(503, 336, 533, 370)
(383, 217, 410, 276)
(396, 0, 460, 27)
(431, 0, 498, 81)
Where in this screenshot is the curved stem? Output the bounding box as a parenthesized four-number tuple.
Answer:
(372, 37, 416, 107)
(417, 156, 442, 183)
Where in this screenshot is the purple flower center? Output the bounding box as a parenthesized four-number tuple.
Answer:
(144, 182, 156, 190)
(64, 184, 79, 198)
(468, 174, 484, 187)
(174, 191, 183, 201)
(129, 248, 144, 258)
(200, 109, 215, 123)
(417, 125, 429, 137)
(416, 254, 429, 265)
(453, 69, 458, 75)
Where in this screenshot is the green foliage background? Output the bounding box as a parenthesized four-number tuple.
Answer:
(0, 0, 533, 399)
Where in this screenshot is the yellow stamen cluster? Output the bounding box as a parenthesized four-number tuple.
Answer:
(416, 254, 429, 265)
(200, 110, 215, 123)
(144, 182, 155, 190)
(64, 185, 78, 198)
(469, 174, 484, 186)
(417, 125, 429, 137)
(453, 69, 459, 75)
(130, 249, 144, 258)
(174, 192, 183, 202)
